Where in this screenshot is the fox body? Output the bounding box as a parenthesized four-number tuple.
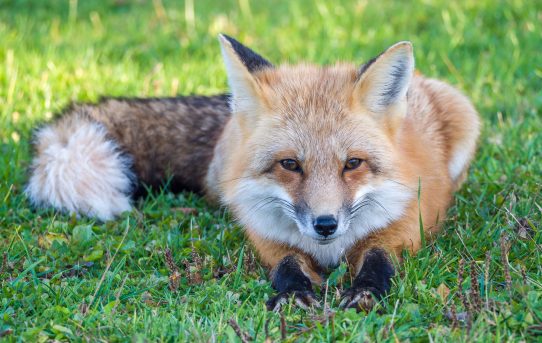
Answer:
(26, 35, 479, 310)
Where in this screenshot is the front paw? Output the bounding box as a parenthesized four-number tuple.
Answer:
(266, 290, 320, 311)
(339, 286, 381, 312)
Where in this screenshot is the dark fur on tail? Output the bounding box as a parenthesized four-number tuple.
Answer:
(74, 94, 231, 195)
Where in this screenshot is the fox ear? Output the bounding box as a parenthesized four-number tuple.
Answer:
(218, 34, 273, 114)
(355, 41, 414, 115)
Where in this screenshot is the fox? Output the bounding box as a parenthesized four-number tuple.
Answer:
(26, 34, 480, 311)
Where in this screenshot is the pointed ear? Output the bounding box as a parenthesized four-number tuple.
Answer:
(218, 34, 273, 114)
(355, 41, 414, 115)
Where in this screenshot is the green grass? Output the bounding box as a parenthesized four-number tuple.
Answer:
(1, 0, 541, 341)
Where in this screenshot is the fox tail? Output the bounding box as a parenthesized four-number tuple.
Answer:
(25, 111, 135, 221)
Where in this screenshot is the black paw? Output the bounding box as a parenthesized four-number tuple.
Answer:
(266, 290, 320, 311)
(339, 286, 381, 312)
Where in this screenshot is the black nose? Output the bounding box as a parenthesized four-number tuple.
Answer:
(313, 215, 338, 237)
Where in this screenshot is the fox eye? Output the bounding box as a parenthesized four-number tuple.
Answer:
(280, 159, 302, 173)
(344, 158, 363, 171)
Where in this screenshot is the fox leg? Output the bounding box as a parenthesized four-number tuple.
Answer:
(246, 231, 322, 311)
(341, 247, 395, 312)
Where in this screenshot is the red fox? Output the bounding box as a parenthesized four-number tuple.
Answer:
(26, 35, 480, 311)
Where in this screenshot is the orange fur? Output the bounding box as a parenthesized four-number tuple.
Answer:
(213, 38, 480, 283)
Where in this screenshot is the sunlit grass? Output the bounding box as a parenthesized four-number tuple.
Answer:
(0, 0, 541, 341)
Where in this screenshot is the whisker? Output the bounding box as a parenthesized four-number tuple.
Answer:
(247, 196, 298, 222)
(217, 173, 262, 186)
(247, 196, 278, 213)
(255, 198, 284, 213)
(384, 178, 415, 191)
(349, 199, 371, 217)
(366, 195, 393, 221)
(350, 204, 369, 217)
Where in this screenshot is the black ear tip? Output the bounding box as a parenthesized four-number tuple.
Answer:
(218, 34, 273, 73)
(218, 33, 237, 45)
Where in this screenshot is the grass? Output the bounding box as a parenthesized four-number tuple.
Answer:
(0, 0, 541, 341)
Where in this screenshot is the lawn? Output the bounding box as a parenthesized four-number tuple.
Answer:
(0, 0, 541, 341)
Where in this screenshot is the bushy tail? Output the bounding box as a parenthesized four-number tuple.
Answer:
(25, 111, 135, 221)
(25, 95, 231, 221)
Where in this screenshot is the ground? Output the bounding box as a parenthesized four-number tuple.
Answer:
(0, 0, 541, 341)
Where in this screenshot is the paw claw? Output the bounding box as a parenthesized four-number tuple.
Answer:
(271, 296, 287, 312)
(340, 287, 378, 312)
(266, 290, 319, 311)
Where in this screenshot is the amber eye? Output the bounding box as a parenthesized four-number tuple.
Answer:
(280, 159, 302, 173)
(344, 158, 363, 171)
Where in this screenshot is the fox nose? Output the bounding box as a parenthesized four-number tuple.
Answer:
(313, 215, 338, 237)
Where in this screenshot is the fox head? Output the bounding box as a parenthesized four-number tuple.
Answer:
(218, 34, 415, 265)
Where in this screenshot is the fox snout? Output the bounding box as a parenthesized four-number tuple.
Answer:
(294, 202, 345, 242)
(313, 215, 338, 237)
(300, 177, 346, 241)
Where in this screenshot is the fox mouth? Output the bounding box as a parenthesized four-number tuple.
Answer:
(314, 237, 337, 245)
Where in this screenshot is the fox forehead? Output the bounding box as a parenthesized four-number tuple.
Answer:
(243, 64, 395, 172)
(256, 63, 360, 117)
